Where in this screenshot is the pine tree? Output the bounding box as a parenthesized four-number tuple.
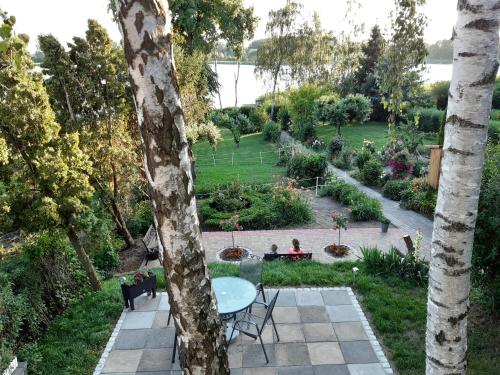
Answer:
(355, 25, 384, 95)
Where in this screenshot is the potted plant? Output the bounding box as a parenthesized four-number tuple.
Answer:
(325, 209, 351, 257)
(218, 215, 250, 262)
(381, 217, 390, 233)
(119, 270, 157, 310)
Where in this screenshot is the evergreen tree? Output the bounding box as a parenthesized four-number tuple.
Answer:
(0, 16, 100, 290)
(355, 25, 385, 95)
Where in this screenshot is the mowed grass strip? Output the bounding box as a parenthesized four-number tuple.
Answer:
(194, 128, 286, 194)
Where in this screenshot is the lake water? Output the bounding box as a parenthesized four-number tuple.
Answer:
(210, 63, 453, 108)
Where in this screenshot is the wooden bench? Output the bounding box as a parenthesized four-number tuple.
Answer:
(263, 253, 313, 261)
(142, 225, 159, 264)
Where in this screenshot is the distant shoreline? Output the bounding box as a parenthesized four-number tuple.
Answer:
(211, 60, 453, 66)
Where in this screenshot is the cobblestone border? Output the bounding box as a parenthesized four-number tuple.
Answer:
(93, 309, 126, 375)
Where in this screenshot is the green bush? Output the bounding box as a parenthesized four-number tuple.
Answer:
(227, 108, 255, 134)
(262, 121, 281, 143)
(127, 200, 153, 238)
(314, 94, 340, 122)
(328, 136, 345, 159)
(361, 247, 429, 285)
(409, 107, 444, 133)
(288, 84, 326, 141)
(492, 79, 500, 109)
(286, 153, 327, 184)
(320, 176, 382, 221)
(94, 242, 120, 276)
(360, 159, 383, 186)
(343, 94, 372, 123)
(382, 179, 413, 201)
(199, 182, 312, 230)
(400, 179, 437, 216)
(355, 149, 372, 170)
(247, 106, 268, 131)
(277, 106, 291, 131)
(333, 148, 354, 170)
(429, 80, 450, 110)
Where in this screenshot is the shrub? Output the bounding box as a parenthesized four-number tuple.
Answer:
(289, 84, 326, 140)
(360, 159, 383, 186)
(362, 139, 376, 154)
(208, 110, 234, 129)
(387, 149, 414, 179)
(370, 98, 389, 122)
(328, 136, 345, 159)
(314, 94, 340, 122)
(127, 200, 153, 238)
(343, 94, 372, 123)
(491, 79, 500, 109)
(400, 179, 437, 216)
(333, 148, 354, 170)
(93, 242, 120, 276)
(277, 106, 291, 131)
(227, 109, 255, 134)
(409, 107, 444, 133)
(262, 121, 281, 143)
(248, 106, 268, 131)
(320, 176, 382, 221)
(429, 80, 450, 110)
(361, 246, 429, 285)
(382, 179, 413, 200)
(286, 153, 328, 184)
(355, 149, 372, 170)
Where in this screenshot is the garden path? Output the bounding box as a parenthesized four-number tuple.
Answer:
(327, 165, 433, 258)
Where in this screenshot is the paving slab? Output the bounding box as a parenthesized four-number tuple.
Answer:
(313, 364, 350, 375)
(333, 322, 368, 341)
(302, 323, 337, 342)
(121, 311, 156, 330)
(296, 290, 324, 306)
(326, 305, 360, 323)
(321, 290, 352, 306)
(113, 329, 149, 350)
(298, 306, 330, 323)
(137, 349, 173, 372)
(307, 342, 345, 365)
(275, 343, 311, 366)
(152, 311, 171, 329)
(347, 363, 386, 375)
(102, 349, 142, 373)
(274, 290, 297, 307)
(144, 328, 175, 348)
(274, 324, 305, 343)
(242, 344, 277, 367)
(340, 341, 379, 364)
(277, 366, 314, 375)
(272, 307, 301, 324)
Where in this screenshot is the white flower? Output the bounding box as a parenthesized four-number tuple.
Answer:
(352, 267, 359, 274)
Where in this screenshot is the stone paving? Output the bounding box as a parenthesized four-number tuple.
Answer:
(95, 288, 393, 375)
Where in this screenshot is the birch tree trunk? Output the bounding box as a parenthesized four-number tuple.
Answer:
(234, 60, 240, 107)
(425, 1, 499, 374)
(115, 1, 229, 373)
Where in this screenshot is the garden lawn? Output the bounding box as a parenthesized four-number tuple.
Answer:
(194, 128, 286, 194)
(24, 263, 498, 375)
(315, 121, 436, 151)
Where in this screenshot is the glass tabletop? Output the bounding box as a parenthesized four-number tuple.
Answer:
(212, 276, 257, 315)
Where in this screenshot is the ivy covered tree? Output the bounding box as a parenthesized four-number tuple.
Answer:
(377, 0, 428, 126)
(0, 16, 100, 290)
(39, 20, 139, 247)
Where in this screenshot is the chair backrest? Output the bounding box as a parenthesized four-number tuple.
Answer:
(260, 290, 280, 334)
(240, 255, 263, 285)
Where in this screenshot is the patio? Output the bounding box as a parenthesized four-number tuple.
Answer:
(94, 288, 393, 375)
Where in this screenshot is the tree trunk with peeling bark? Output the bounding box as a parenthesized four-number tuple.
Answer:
(115, 1, 229, 373)
(425, 1, 499, 374)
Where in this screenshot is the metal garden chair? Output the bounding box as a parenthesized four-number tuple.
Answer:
(228, 290, 280, 363)
(240, 254, 266, 305)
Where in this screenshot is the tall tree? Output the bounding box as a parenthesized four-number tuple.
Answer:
(354, 24, 385, 95)
(115, 0, 229, 373)
(377, 0, 427, 125)
(39, 21, 139, 247)
(425, 1, 499, 374)
(256, 0, 301, 118)
(0, 16, 101, 290)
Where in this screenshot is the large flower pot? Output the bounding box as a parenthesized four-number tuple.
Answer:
(216, 246, 252, 264)
(381, 223, 390, 233)
(121, 274, 157, 310)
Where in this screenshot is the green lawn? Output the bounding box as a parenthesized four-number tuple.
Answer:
(315, 121, 437, 151)
(23, 262, 499, 375)
(194, 128, 286, 194)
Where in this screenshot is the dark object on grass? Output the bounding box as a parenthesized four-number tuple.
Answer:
(263, 253, 312, 261)
(121, 274, 157, 310)
(403, 235, 415, 255)
(381, 217, 391, 233)
(324, 244, 350, 257)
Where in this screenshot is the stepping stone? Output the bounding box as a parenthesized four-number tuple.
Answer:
(113, 329, 149, 350)
(347, 363, 386, 375)
(298, 306, 330, 323)
(274, 290, 297, 307)
(243, 368, 277, 375)
(278, 366, 314, 375)
(275, 343, 311, 366)
(340, 341, 378, 364)
(313, 364, 350, 375)
(137, 348, 173, 372)
(326, 305, 360, 323)
(274, 324, 305, 343)
(333, 322, 368, 341)
(144, 327, 175, 348)
(133, 294, 161, 311)
(158, 294, 170, 310)
(228, 342, 243, 368)
(302, 323, 337, 342)
(242, 344, 277, 367)
(121, 311, 156, 329)
(102, 349, 142, 373)
(297, 290, 324, 306)
(321, 290, 352, 306)
(152, 310, 171, 328)
(272, 307, 301, 324)
(307, 342, 345, 365)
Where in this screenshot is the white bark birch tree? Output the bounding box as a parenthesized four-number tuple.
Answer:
(426, 1, 499, 374)
(114, 1, 229, 373)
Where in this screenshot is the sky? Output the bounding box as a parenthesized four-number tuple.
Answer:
(1, 0, 458, 53)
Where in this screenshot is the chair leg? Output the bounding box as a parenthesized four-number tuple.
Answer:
(228, 325, 236, 343)
(261, 285, 267, 304)
(270, 315, 279, 342)
(171, 332, 177, 363)
(167, 310, 172, 325)
(258, 332, 269, 364)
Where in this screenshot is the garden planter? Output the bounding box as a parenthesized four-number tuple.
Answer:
(216, 246, 252, 263)
(324, 244, 352, 258)
(381, 222, 390, 233)
(121, 274, 157, 310)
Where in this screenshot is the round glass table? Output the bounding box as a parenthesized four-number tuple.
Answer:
(212, 276, 257, 341)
